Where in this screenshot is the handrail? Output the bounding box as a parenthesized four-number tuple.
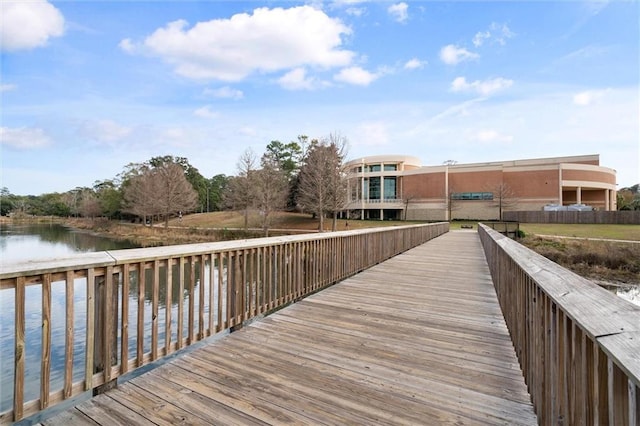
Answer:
(478, 223, 639, 425)
(0, 222, 448, 423)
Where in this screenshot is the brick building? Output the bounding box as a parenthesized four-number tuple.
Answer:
(344, 154, 617, 221)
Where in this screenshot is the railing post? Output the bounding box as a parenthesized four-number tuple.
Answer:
(93, 271, 118, 395)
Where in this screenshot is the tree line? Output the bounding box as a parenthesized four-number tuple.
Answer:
(0, 133, 350, 235)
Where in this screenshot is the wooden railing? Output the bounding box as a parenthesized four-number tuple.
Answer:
(0, 223, 448, 423)
(478, 224, 640, 425)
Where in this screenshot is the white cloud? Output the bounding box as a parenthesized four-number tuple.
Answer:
(560, 44, 609, 62)
(404, 58, 426, 70)
(474, 130, 513, 143)
(1, 0, 64, 51)
(345, 7, 366, 17)
(118, 38, 136, 54)
(160, 127, 192, 147)
(473, 23, 515, 47)
(439, 44, 479, 65)
(388, 3, 409, 23)
(239, 127, 257, 137)
(355, 122, 389, 146)
(136, 6, 354, 81)
(194, 106, 219, 119)
(79, 120, 132, 144)
(573, 89, 609, 106)
(331, 0, 368, 6)
(0, 127, 52, 149)
(334, 66, 379, 86)
(473, 31, 491, 48)
(278, 68, 319, 90)
(203, 86, 244, 100)
(450, 76, 513, 96)
(0, 84, 17, 92)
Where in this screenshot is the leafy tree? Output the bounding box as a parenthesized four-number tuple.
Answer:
(617, 184, 640, 210)
(262, 140, 302, 179)
(208, 174, 230, 212)
(262, 136, 315, 210)
(0, 187, 15, 216)
(94, 180, 123, 219)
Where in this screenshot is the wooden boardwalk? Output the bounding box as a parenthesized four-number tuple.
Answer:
(42, 231, 537, 425)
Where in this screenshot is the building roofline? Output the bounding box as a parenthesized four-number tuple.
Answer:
(345, 155, 422, 167)
(345, 154, 602, 170)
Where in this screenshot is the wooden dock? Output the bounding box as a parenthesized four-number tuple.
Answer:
(42, 231, 537, 425)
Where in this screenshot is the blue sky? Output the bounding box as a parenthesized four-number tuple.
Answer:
(1, 0, 638, 195)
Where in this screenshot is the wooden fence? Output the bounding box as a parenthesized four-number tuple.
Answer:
(503, 210, 640, 224)
(478, 224, 640, 425)
(0, 223, 448, 424)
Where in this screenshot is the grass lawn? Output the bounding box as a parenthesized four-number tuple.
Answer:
(519, 223, 640, 241)
(171, 211, 431, 232)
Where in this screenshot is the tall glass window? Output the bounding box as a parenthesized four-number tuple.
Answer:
(384, 164, 397, 171)
(369, 164, 381, 172)
(369, 177, 381, 200)
(383, 177, 397, 199)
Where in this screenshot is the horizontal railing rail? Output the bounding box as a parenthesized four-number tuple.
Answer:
(0, 223, 448, 424)
(478, 223, 639, 425)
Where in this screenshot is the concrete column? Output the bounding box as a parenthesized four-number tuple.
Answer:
(576, 187, 582, 204)
(445, 166, 449, 221)
(605, 189, 610, 210)
(610, 189, 617, 211)
(558, 165, 563, 206)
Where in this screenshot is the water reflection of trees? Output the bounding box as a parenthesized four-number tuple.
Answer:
(2, 223, 138, 253)
(126, 261, 205, 307)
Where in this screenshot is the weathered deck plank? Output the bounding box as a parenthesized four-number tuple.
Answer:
(43, 231, 537, 425)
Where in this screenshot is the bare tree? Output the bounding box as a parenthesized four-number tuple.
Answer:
(123, 162, 198, 228)
(447, 189, 463, 221)
(123, 168, 157, 225)
(79, 192, 102, 219)
(226, 149, 258, 231)
(489, 182, 518, 221)
(402, 190, 420, 221)
(153, 162, 199, 228)
(325, 133, 348, 231)
(252, 162, 289, 236)
(298, 134, 348, 232)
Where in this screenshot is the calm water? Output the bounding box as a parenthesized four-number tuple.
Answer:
(0, 223, 220, 414)
(0, 222, 139, 263)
